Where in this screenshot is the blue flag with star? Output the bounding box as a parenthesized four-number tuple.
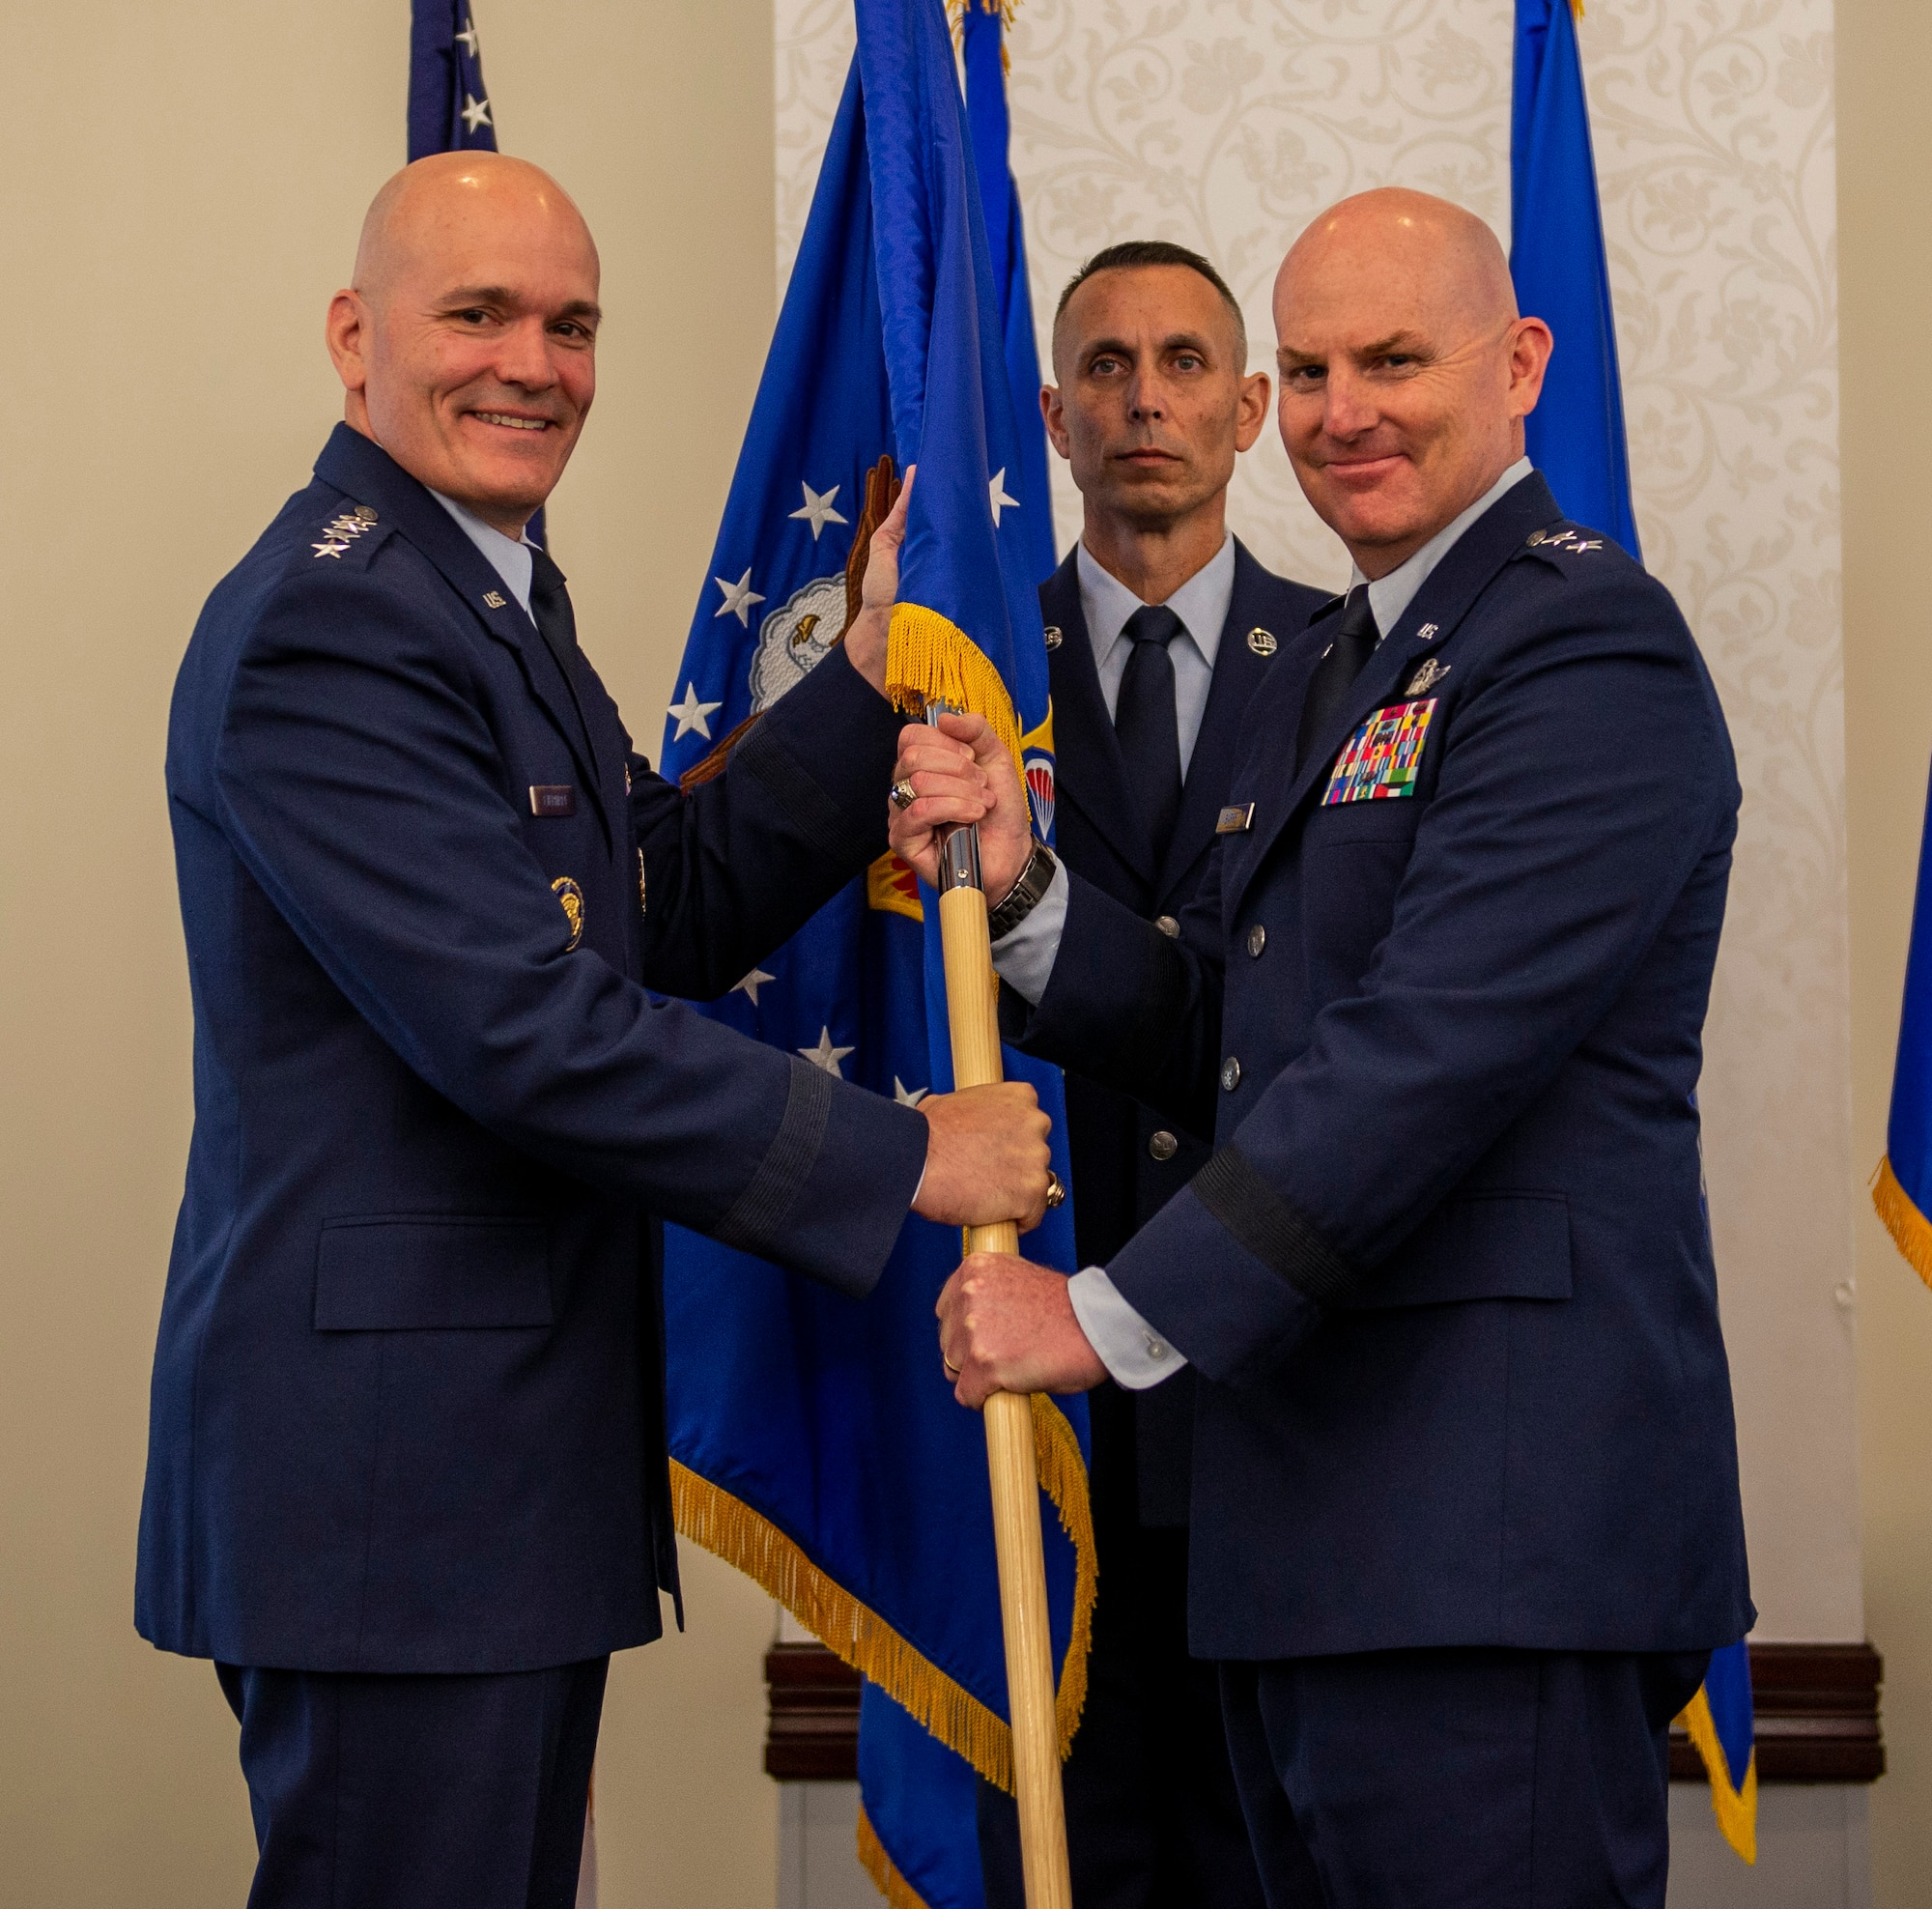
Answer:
(409, 1, 497, 159)
(658, 6, 1092, 1905)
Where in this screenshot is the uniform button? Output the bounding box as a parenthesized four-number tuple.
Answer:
(1221, 1056, 1241, 1092)
(1155, 914, 1180, 937)
(1247, 924, 1267, 958)
(1143, 1332, 1168, 1360)
(1149, 1130, 1178, 1162)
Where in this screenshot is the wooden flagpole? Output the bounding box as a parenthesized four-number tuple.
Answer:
(930, 800, 1074, 1909)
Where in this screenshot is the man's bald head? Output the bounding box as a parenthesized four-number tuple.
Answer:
(1271, 187, 1551, 576)
(326, 154, 603, 536)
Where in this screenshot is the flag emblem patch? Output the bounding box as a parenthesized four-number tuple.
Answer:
(1322, 698, 1438, 804)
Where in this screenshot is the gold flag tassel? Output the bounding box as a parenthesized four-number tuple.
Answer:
(1871, 1155, 1932, 1290)
(886, 603, 1027, 780)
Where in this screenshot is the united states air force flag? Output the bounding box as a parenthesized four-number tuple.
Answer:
(659, 3, 1091, 1904)
(1513, 0, 1755, 1863)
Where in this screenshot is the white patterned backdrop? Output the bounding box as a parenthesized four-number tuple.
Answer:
(774, 0, 1858, 1638)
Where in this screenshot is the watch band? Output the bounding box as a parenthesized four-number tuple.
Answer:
(986, 838, 1057, 941)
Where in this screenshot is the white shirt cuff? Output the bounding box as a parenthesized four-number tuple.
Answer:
(989, 859, 1068, 1006)
(1067, 1266, 1189, 1390)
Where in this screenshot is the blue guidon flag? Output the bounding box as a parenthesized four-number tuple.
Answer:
(1512, 0, 1754, 1862)
(658, 2, 1091, 1904)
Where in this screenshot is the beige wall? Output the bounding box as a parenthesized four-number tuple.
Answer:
(1838, 0, 1932, 1891)
(0, 2, 780, 1901)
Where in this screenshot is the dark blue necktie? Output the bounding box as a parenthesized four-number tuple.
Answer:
(1296, 584, 1380, 767)
(1115, 604, 1185, 869)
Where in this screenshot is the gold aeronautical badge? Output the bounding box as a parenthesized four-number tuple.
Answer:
(551, 875, 585, 951)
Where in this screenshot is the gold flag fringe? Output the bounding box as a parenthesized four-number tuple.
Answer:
(858, 1804, 932, 1909)
(671, 1402, 1094, 1791)
(1032, 1393, 1095, 1754)
(1871, 1155, 1932, 1291)
(886, 603, 1026, 783)
(1674, 1688, 1758, 1865)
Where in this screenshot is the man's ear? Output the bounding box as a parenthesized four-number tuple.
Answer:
(1040, 383, 1071, 461)
(1235, 370, 1271, 453)
(325, 289, 370, 397)
(1505, 317, 1553, 422)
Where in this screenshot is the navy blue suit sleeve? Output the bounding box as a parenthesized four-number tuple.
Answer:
(1042, 569, 1736, 1384)
(629, 647, 903, 1000)
(212, 570, 924, 1297)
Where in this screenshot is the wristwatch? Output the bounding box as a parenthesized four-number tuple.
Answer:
(986, 838, 1058, 941)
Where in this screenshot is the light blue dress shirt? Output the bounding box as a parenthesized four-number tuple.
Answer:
(1076, 534, 1235, 780)
(1016, 460, 1536, 1389)
(430, 489, 536, 615)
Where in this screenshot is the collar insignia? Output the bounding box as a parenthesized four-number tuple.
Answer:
(1246, 626, 1277, 657)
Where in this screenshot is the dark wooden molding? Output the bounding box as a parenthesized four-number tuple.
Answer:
(768, 1638, 1886, 1786)
(764, 1643, 862, 1781)
(1669, 1642, 1885, 1784)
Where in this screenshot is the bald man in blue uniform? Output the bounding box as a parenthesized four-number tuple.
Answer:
(895, 189, 1750, 1908)
(138, 153, 1048, 1909)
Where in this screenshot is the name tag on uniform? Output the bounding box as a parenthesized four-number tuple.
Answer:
(529, 784, 577, 817)
(1215, 803, 1255, 835)
(1322, 699, 1438, 805)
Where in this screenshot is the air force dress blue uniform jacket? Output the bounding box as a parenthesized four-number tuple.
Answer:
(138, 425, 927, 1674)
(1043, 542, 1324, 1526)
(1008, 471, 1754, 1661)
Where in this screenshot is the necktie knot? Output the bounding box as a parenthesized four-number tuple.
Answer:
(1122, 603, 1184, 651)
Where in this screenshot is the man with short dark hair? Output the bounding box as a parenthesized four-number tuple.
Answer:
(974, 239, 1322, 1909)
(138, 152, 1050, 1909)
(898, 189, 1748, 1906)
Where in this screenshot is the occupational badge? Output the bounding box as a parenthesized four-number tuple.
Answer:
(551, 875, 585, 951)
(1322, 699, 1438, 805)
(1405, 659, 1450, 696)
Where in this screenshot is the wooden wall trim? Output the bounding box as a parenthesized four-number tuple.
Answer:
(767, 1639, 1886, 1785)
(1667, 1642, 1885, 1783)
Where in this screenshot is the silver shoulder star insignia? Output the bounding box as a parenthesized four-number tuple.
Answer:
(312, 540, 349, 558)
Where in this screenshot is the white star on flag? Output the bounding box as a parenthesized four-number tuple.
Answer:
(988, 469, 1019, 527)
(455, 17, 480, 56)
(460, 93, 493, 134)
(788, 482, 849, 541)
(668, 682, 724, 741)
(893, 1077, 928, 1107)
(734, 967, 776, 1006)
(713, 567, 765, 626)
(801, 1027, 855, 1076)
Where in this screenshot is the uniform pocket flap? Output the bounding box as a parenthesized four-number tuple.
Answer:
(1343, 1192, 1572, 1310)
(314, 1215, 553, 1330)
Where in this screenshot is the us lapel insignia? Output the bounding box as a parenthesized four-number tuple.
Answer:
(483, 589, 508, 610)
(1405, 658, 1450, 696)
(1215, 802, 1256, 835)
(1322, 699, 1439, 806)
(1042, 625, 1063, 650)
(1246, 627, 1277, 657)
(552, 875, 585, 951)
(1416, 622, 1439, 642)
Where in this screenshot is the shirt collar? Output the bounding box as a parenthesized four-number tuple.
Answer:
(429, 489, 537, 618)
(1351, 457, 1533, 638)
(1076, 534, 1236, 670)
